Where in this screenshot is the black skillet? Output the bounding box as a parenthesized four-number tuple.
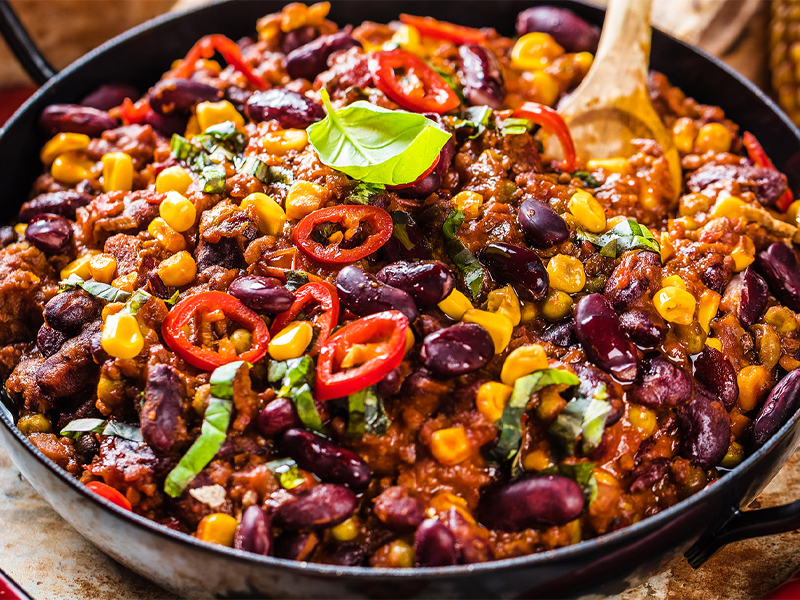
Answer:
(1, 1, 800, 598)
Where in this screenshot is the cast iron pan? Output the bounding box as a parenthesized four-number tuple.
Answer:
(1, 1, 800, 598)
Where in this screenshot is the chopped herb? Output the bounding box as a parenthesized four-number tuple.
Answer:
(573, 171, 600, 188)
(499, 117, 531, 136)
(348, 180, 385, 205)
(541, 461, 598, 503)
(59, 274, 132, 303)
(549, 384, 612, 456)
(61, 418, 143, 443)
(265, 457, 305, 489)
(170, 134, 199, 163)
(431, 64, 465, 103)
(347, 386, 391, 439)
(453, 106, 492, 140)
(200, 164, 226, 194)
(125, 290, 152, 315)
(578, 218, 661, 259)
(201, 121, 247, 153)
(442, 208, 486, 301)
(285, 270, 310, 292)
(274, 356, 325, 433)
(347, 388, 366, 439)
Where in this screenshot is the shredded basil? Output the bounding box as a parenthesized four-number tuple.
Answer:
(273, 357, 325, 433)
(59, 274, 132, 303)
(549, 384, 612, 456)
(431, 64, 465, 103)
(347, 389, 366, 439)
(578, 218, 661, 259)
(347, 386, 391, 439)
(265, 457, 305, 490)
(499, 117, 532, 136)
(200, 164, 226, 194)
(573, 171, 600, 188)
(170, 134, 199, 163)
(284, 270, 310, 292)
(453, 106, 492, 140)
(442, 209, 486, 301)
(541, 462, 598, 503)
(348, 180, 385, 205)
(200, 121, 247, 153)
(61, 418, 143, 443)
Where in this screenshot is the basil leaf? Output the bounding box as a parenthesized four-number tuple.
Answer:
(202, 121, 247, 153)
(170, 134, 200, 163)
(59, 274, 132, 303)
(431, 65, 465, 103)
(275, 357, 325, 433)
(578, 218, 660, 259)
(499, 118, 531, 136)
(549, 384, 611, 456)
(265, 458, 306, 490)
(348, 180, 385, 205)
(573, 171, 600, 188)
(285, 270, 310, 292)
(125, 290, 152, 315)
(347, 388, 366, 439)
(267, 359, 288, 383)
(102, 421, 144, 443)
(200, 164, 226, 194)
(209, 360, 247, 400)
(442, 209, 485, 301)
(347, 386, 391, 439)
(542, 462, 598, 503)
(307, 89, 451, 186)
(293, 383, 325, 433)
(61, 418, 143, 443)
(453, 106, 492, 140)
(239, 157, 292, 185)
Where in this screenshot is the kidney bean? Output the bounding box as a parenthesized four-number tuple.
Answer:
(677, 387, 731, 469)
(19, 191, 92, 222)
(701, 260, 729, 294)
(73, 433, 99, 465)
(335, 266, 418, 322)
(246, 89, 325, 129)
(141, 364, 183, 453)
(0, 226, 14, 247)
(752, 370, 800, 448)
(256, 398, 301, 439)
(147, 78, 222, 115)
(274, 531, 319, 560)
(619, 309, 666, 348)
(574, 294, 639, 382)
(693, 346, 739, 410)
(755, 242, 800, 312)
(442, 507, 494, 564)
(628, 355, 691, 408)
(424, 114, 455, 176)
(143, 110, 189, 138)
(540, 318, 576, 347)
(280, 429, 372, 491)
(397, 171, 442, 199)
(329, 542, 369, 566)
(88, 329, 110, 364)
(273, 484, 357, 530)
(25, 214, 73, 254)
(603, 251, 661, 310)
(479, 242, 549, 301)
(517, 199, 569, 249)
(285, 28, 360, 80)
(235, 505, 273, 556)
(458, 44, 505, 109)
(374, 486, 425, 531)
(516, 6, 600, 53)
(228, 275, 295, 314)
(629, 458, 670, 493)
(382, 211, 432, 262)
(80, 83, 139, 111)
(739, 267, 769, 328)
(44, 290, 99, 335)
(376, 367, 403, 397)
(37, 325, 67, 358)
(376, 261, 455, 306)
(281, 25, 318, 54)
(687, 163, 787, 208)
(420, 323, 494, 377)
(478, 475, 585, 532)
(39, 104, 118, 136)
(223, 84, 253, 114)
(414, 519, 458, 567)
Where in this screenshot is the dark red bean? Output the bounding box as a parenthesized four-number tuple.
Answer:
(677, 386, 731, 469)
(25, 213, 72, 254)
(373, 486, 425, 531)
(629, 458, 670, 493)
(603, 251, 662, 310)
(701, 260, 730, 294)
(88, 329, 110, 364)
(73, 433, 99, 465)
(424, 113, 455, 176)
(280, 429, 372, 491)
(141, 364, 183, 453)
(256, 398, 301, 439)
(414, 519, 458, 567)
(335, 266, 418, 322)
(755, 242, 800, 311)
(376, 260, 455, 306)
(694, 346, 739, 410)
(420, 323, 494, 377)
(329, 542, 369, 566)
(223, 85, 253, 114)
(540, 318, 576, 347)
(739, 267, 769, 328)
(80, 83, 139, 111)
(458, 44, 505, 109)
(235, 505, 273, 556)
(478, 475, 585, 532)
(143, 110, 189, 137)
(376, 367, 403, 397)
(619, 309, 666, 348)
(687, 163, 788, 209)
(37, 325, 67, 358)
(752, 370, 800, 448)
(39, 104, 118, 136)
(397, 171, 441, 199)
(574, 294, 639, 382)
(517, 199, 569, 249)
(442, 507, 494, 564)
(274, 531, 319, 560)
(44, 290, 98, 335)
(281, 25, 318, 54)
(273, 484, 357, 530)
(148, 78, 222, 115)
(246, 89, 325, 129)
(285, 28, 360, 80)
(228, 275, 295, 314)
(628, 355, 691, 408)
(516, 6, 600, 53)
(19, 191, 92, 222)
(479, 242, 549, 301)
(382, 211, 432, 262)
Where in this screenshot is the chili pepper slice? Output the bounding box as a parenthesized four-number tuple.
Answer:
(743, 131, 794, 212)
(85, 481, 132, 511)
(514, 101, 576, 173)
(399, 14, 488, 45)
(162, 291, 270, 370)
(115, 97, 151, 126)
(371, 49, 460, 114)
(293, 205, 393, 265)
(173, 34, 268, 90)
(270, 281, 339, 355)
(316, 310, 408, 401)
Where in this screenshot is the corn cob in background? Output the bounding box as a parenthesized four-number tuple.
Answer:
(771, 0, 800, 126)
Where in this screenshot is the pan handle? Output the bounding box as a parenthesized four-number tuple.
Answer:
(0, 0, 56, 85)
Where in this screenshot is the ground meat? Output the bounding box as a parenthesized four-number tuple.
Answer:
(0, 243, 57, 346)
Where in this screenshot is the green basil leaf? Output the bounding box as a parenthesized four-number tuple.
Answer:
(573, 171, 600, 188)
(265, 458, 306, 490)
(267, 359, 289, 383)
(102, 421, 144, 443)
(578, 218, 661, 259)
(307, 89, 451, 186)
(200, 121, 247, 154)
(124, 290, 152, 315)
(542, 462, 598, 503)
(285, 270, 310, 292)
(365, 387, 391, 435)
(200, 164, 227, 194)
(390, 210, 428, 254)
(293, 383, 325, 433)
(209, 360, 247, 400)
(442, 208, 485, 301)
(431, 64, 465, 103)
(170, 134, 200, 163)
(60, 418, 106, 438)
(549, 384, 611, 456)
(499, 117, 531, 136)
(348, 180, 385, 205)
(276, 357, 325, 433)
(59, 274, 132, 303)
(453, 106, 492, 140)
(347, 388, 366, 439)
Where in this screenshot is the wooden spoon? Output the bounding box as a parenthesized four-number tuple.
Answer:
(546, 0, 681, 201)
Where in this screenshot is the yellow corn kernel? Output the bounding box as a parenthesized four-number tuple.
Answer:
(520, 300, 538, 323)
(196, 100, 245, 131)
(14, 223, 26, 235)
(438, 289, 472, 321)
(659, 231, 674, 262)
(706, 337, 722, 351)
(16, 413, 53, 435)
(88, 253, 117, 284)
(101, 152, 133, 193)
(737, 365, 772, 412)
(430, 427, 473, 466)
(661, 275, 686, 291)
(156, 165, 193, 194)
(510, 32, 565, 71)
(694, 123, 732, 154)
(261, 129, 309, 155)
(281, 2, 309, 31)
(522, 449, 553, 472)
(486, 285, 521, 326)
(306, 1, 331, 25)
(391, 24, 423, 55)
(500, 344, 549, 385)
(111, 272, 137, 293)
(526, 71, 560, 107)
(285, 180, 327, 220)
(462, 309, 513, 354)
(628, 404, 657, 439)
(157, 251, 197, 287)
(196, 513, 238, 547)
(671, 117, 697, 155)
(476, 381, 512, 422)
(568, 190, 606, 233)
(101, 312, 144, 359)
(653, 286, 697, 325)
(60, 251, 100, 280)
(40, 132, 90, 165)
(51, 151, 96, 185)
(720, 441, 745, 469)
(697, 290, 721, 334)
(764, 306, 798, 333)
(586, 157, 633, 176)
(159, 191, 196, 233)
(573, 51, 594, 73)
(405, 327, 415, 354)
(453, 191, 484, 220)
(540, 289, 573, 322)
(546, 254, 585, 293)
(147, 217, 186, 252)
(268, 321, 313, 361)
(710, 195, 745, 219)
(241, 192, 286, 236)
(787, 199, 800, 227)
(185, 115, 201, 138)
(731, 235, 755, 272)
(331, 517, 360, 542)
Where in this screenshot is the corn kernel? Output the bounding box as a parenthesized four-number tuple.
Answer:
(476, 381, 512, 422)
(391, 24, 423, 55)
(453, 191, 484, 220)
(185, 115, 201, 138)
(430, 427, 473, 466)
(764, 306, 798, 333)
(540, 289, 573, 321)
(720, 441, 745, 469)
(306, 1, 331, 25)
(101, 312, 144, 359)
(568, 190, 606, 233)
(710, 195, 745, 219)
(101, 152, 134, 193)
(230, 328, 252, 355)
(526, 71, 560, 106)
(157, 251, 197, 287)
(384, 539, 414, 568)
(500, 344, 548, 385)
(628, 404, 657, 439)
(196, 513, 238, 547)
(269, 321, 313, 361)
(737, 365, 772, 412)
(405, 327, 415, 354)
(706, 337, 722, 351)
(698, 290, 721, 334)
(546, 254, 585, 293)
(261, 129, 309, 155)
(159, 191, 196, 233)
(331, 517, 360, 542)
(659, 231, 674, 262)
(486, 285, 521, 326)
(537, 386, 566, 420)
(671, 117, 697, 155)
(787, 199, 800, 227)
(286, 180, 327, 220)
(661, 275, 686, 290)
(281, 2, 308, 31)
(16, 413, 53, 435)
(694, 123, 732, 154)
(462, 309, 513, 353)
(14, 223, 26, 235)
(731, 235, 755, 272)
(60, 251, 101, 280)
(196, 100, 245, 131)
(520, 300, 539, 323)
(241, 192, 286, 236)
(51, 151, 96, 185)
(156, 165, 193, 194)
(88, 253, 117, 284)
(522, 449, 553, 472)
(438, 289, 472, 321)
(148, 217, 186, 252)
(586, 157, 632, 176)
(111, 272, 137, 293)
(653, 286, 697, 325)
(510, 32, 565, 71)
(40, 132, 90, 165)
(573, 51, 594, 73)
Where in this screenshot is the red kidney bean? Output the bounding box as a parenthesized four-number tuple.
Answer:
(228, 275, 295, 314)
(478, 475, 585, 532)
(458, 44, 505, 109)
(603, 251, 662, 310)
(397, 171, 442, 199)
(619, 309, 666, 348)
(273, 484, 357, 530)
(88, 329, 110, 364)
(540, 318, 576, 347)
(285, 28, 360, 80)
(44, 290, 99, 335)
(701, 260, 730, 294)
(246, 89, 325, 129)
(628, 354, 691, 408)
(80, 83, 139, 111)
(143, 110, 189, 137)
(280, 429, 372, 491)
(442, 507, 494, 564)
(517, 199, 569, 249)
(274, 531, 319, 560)
(373, 486, 425, 531)
(739, 267, 769, 328)
(141, 364, 183, 453)
(574, 294, 639, 382)
(694, 346, 739, 410)
(223, 84, 253, 114)
(147, 78, 223, 115)
(18, 191, 92, 222)
(37, 325, 67, 358)
(752, 369, 800, 448)
(281, 25, 318, 54)
(235, 505, 273, 556)
(382, 211, 432, 262)
(414, 519, 458, 567)
(376, 260, 455, 306)
(516, 6, 600, 53)
(755, 242, 800, 311)
(256, 398, 301, 439)
(25, 213, 72, 254)
(478, 242, 549, 301)
(629, 458, 670, 493)
(677, 386, 731, 469)
(424, 113, 455, 176)
(376, 367, 403, 397)
(420, 323, 494, 377)
(335, 266, 418, 322)
(73, 432, 99, 465)
(40, 104, 118, 136)
(0, 225, 14, 247)
(329, 542, 369, 566)
(687, 163, 787, 208)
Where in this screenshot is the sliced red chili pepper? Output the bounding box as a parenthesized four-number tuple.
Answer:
(162, 291, 270, 371)
(173, 34, 268, 90)
(85, 481, 132, 511)
(514, 101, 576, 173)
(115, 97, 151, 125)
(743, 131, 794, 212)
(371, 48, 460, 114)
(399, 14, 488, 45)
(293, 205, 393, 265)
(315, 310, 408, 401)
(385, 156, 439, 191)
(270, 281, 339, 355)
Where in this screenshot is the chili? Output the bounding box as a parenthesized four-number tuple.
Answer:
(173, 34, 268, 90)
(514, 101, 577, 172)
(270, 281, 340, 355)
(115, 97, 151, 126)
(162, 291, 270, 370)
(399, 14, 488, 45)
(85, 481, 132, 511)
(743, 131, 794, 212)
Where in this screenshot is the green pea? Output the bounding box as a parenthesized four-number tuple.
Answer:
(17, 413, 52, 435)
